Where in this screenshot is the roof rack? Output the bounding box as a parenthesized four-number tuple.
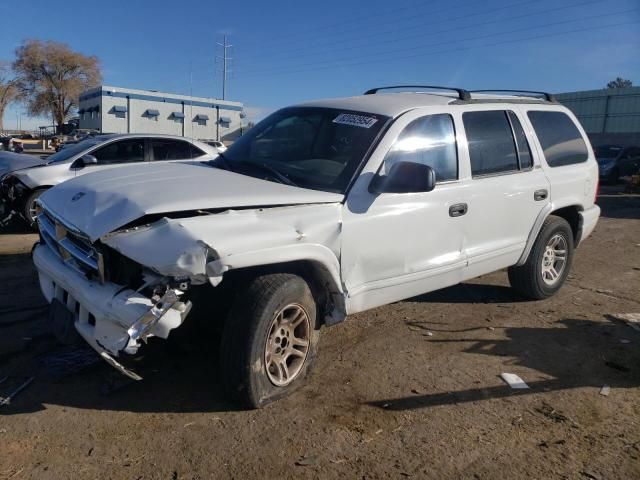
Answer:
(470, 90, 557, 103)
(364, 85, 471, 101)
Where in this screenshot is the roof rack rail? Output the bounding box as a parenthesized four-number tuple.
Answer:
(470, 90, 557, 102)
(364, 85, 471, 101)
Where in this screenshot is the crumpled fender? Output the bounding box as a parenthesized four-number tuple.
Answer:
(102, 203, 346, 323)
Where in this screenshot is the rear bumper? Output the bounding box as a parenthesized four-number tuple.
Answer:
(33, 243, 191, 378)
(577, 205, 600, 246)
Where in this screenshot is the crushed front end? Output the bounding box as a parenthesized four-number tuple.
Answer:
(33, 205, 192, 380)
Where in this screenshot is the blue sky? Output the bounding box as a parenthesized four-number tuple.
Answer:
(1, 0, 639, 130)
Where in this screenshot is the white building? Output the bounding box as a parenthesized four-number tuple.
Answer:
(78, 85, 245, 142)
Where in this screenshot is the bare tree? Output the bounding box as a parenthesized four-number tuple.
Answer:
(0, 61, 19, 131)
(607, 77, 633, 89)
(13, 40, 101, 131)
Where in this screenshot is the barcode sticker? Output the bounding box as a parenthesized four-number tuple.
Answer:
(333, 113, 378, 128)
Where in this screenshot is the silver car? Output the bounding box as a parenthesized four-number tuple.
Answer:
(0, 134, 219, 228)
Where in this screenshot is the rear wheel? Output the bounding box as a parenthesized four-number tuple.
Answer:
(508, 215, 574, 300)
(219, 273, 320, 408)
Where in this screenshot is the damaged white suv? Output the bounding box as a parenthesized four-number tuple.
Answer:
(32, 86, 600, 407)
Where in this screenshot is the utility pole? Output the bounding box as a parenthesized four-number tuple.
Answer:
(216, 35, 232, 100)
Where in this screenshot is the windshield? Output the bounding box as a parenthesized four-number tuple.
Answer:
(594, 145, 623, 159)
(46, 138, 104, 163)
(216, 107, 389, 193)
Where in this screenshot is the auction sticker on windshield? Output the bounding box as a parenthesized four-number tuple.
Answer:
(333, 113, 378, 128)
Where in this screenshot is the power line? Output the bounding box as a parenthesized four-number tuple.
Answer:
(237, 0, 544, 62)
(237, 18, 638, 80)
(236, 0, 462, 50)
(236, 8, 637, 77)
(235, 0, 601, 68)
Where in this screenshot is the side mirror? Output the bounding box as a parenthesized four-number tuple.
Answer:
(369, 161, 436, 194)
(71, 154, 98, 169)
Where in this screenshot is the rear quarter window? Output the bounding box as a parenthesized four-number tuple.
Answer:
(527, 111, 589, 167)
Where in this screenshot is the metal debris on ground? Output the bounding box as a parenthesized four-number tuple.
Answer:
(535, 401, 571, 424)
(0, 376, 35, 407)
(599, 385, 610, 396)
(500, 373, 529, 389)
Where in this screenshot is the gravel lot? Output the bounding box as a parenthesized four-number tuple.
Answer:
(1, 187, 639, 480)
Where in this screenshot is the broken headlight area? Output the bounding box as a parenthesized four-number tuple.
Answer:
(123, 284, 192, 355)
(33, 241, 197, 381)
(0, 175, 27, 223)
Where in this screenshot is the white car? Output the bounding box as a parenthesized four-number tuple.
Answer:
(201, 140, 227, 153)
(0, 134, 219, 227)
(32, 86, 600, 407)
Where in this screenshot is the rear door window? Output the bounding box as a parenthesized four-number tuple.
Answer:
(463, 111, 519, 176)
(527, 111, 588, 167)
(91, 139, 145, 165)
(151, 139, 203, 160)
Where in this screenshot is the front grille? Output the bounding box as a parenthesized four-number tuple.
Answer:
(38, 207, 105, 283)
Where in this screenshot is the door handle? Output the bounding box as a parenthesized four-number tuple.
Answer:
(534, 189, 548, 201)
(449, 203, 468, 217)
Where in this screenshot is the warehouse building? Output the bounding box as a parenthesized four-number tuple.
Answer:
(78, 86, 245, 142)
(556, 86, 640, 147)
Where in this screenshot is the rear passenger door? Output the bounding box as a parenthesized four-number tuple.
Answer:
(150, 139, 206, 162)
(460, 108, 550, 278)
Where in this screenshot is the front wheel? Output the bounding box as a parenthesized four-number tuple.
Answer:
(508, 215, 574, 300)
(23, 188, 47, 230)
(219, 273, 320, 408)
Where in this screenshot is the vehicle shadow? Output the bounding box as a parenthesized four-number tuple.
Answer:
(0, 222, 33, 235)
(367, 317, 640, 411)
(410, 282, 527, 304)
(1, 325, 244, 415)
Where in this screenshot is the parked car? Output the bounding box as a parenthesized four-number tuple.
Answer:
(201, 139, 227, 153)
(32, 86, 600, 407)
(594, 144, 640, 182)
(53, 129, 101, 151)
(0, 134, 219, 228)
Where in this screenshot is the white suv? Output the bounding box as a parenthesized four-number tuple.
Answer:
(32, 86, 600, 407)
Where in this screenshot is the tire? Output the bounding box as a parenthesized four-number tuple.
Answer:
(22, 188, 47, 230)
(508, 215, 574, 300)
(220, 273, 320, 408)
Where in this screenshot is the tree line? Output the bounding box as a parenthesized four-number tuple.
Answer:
(0, 40, 101, 132)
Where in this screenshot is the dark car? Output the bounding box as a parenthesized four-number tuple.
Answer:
(594, 145, 640, 182)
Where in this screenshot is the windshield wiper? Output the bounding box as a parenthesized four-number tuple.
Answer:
(235, 160, 299, 187)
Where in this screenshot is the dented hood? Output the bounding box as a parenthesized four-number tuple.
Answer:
(40, 161, 343, 241)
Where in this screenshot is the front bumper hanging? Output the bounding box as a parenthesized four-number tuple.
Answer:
(33, 243, 192, 380)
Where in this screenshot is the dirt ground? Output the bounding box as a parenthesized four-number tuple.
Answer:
(1, 186, 639, 480)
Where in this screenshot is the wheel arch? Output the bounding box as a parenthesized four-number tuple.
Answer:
(516, 203, 583, 266)
(207, 245, 346, 326)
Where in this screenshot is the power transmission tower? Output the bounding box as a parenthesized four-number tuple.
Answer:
(216, 35, 232, 100)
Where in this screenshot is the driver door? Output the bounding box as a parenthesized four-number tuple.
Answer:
(73, 138, 146, 176)
(341, 108, 470, 314)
